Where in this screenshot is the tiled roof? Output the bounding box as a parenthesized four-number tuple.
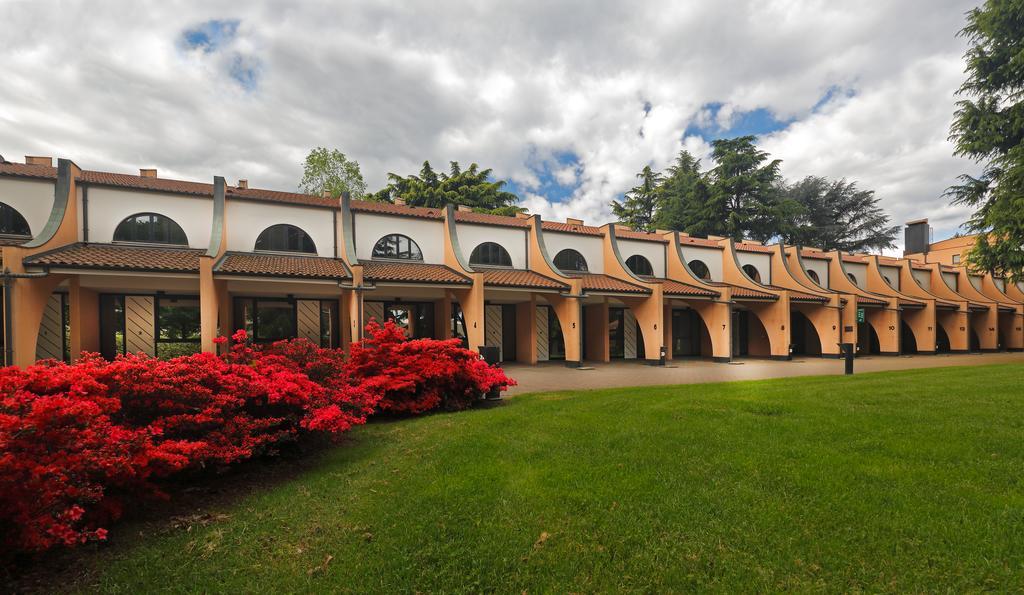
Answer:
(768, 285, 828, 303)
(361, 260, 470, 285)
(800, 250, 832, 260)
(856, 295, 889, 306)
(616, 229, 668, 243)
(455, 210, 530, 228)
(542, 221, 604, 236)
(349, 199, 444, 219)
(679, 236, 724, 248)
(480, 269, 568, 290)
(81, 170, 213, 197)
(707, 282, 777, 301)
(659, 279, 718, 298)
(735, 242, 775, 254)
(0, 162, 58, 180)
(968, 303, 991, 312)
(898, 299, 925, 309)
(573, 273, 649, 294)
(228, 186, 337, 208)
(24, 243, 202, 273)
(215, 252, 350, 280)
(0, 235, 31, 247)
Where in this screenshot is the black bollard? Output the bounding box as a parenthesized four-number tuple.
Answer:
(840, 342, 854, 375)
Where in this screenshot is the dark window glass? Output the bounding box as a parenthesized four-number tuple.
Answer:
(156, 297, 201, 358)
(609, 308, 625, 358)
(847, 273, 859, 285)
(0, 203, 31, 237)
(554, 249, 588, 272)
(113, 213, 188, 245)
(320, 301, 339, 348)
(626, 255, 653, 276)
(372, 234, 423, 260)
(688, 260, 711, 280)
(470, 242, 512, 267)
(255, 301, 295, 341)
(807, 269, 820, 284)
(255, 224, 317, 253)
(742, 264, 761, 283)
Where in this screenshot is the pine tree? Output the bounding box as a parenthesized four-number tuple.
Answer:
(610, 166, 663, 231)
(371, 161, 522, 214)
(781, 176, 899, 252)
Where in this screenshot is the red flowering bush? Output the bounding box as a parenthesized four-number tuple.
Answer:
(0, 324, 511, 559)
(348, 321, 515, 414)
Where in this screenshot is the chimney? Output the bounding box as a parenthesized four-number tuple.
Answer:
(678, 232, 690, 237)
(139, 168, 157, 178)
(25, 156, 53, 167)
(515, 212, 531, 220)
(566, 217, 584, 226)
(237, 179, 248, 189)
(457, 205, 473, 212)
(394, 198, 406, 206)
(904, 219, 930, 256)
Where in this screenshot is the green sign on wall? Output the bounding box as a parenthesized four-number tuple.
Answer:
(856, 308, 865, 323)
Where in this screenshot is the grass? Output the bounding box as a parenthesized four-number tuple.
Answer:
(63, 364, 1024, 592)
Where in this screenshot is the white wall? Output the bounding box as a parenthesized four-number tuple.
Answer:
(802, 258, 829, 288)
(736, 251, 772, 284)
(942, 272, 959, 291)
(544, 231, 604, 274)
(457, 223, 527, 269)
(879, 265, 901, 290)
(0, 177, 55, 237)
(354, 212, 445, 264)
(912, 269, 931, 290)
(228, 200, 335, 257)
(844, 262, 868, 289)
(618, 239, 665, 278)
(680, 245, 723, 282)
(85, 187, 213, 249)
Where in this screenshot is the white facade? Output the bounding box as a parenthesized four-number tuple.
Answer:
(84, 187, 213, 249)
(679, 245, 723, 282)
(227, 200, 336, 258)
(736, 251, 772, 284)
(457, 223, 527, 269)
(618, 239, 665, 278)
(353, 212, 445, 264)
(912, 269, 931, 290)
(0, 177, 55, 237)
(844, 262, 868, 289)
(544, 231, 604, 274)
(801, 258, 829, 288)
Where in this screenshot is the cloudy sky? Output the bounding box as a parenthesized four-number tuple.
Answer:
(0, 0, 981, 247)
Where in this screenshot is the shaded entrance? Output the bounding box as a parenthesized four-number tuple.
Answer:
(936, 325, 951, 353)
(857, 321, 880, 355)
(732, 309, 771, 357)
(671, 308, 711, 357)
(790, 310, 822, 356)
(900, 320, 918, 354)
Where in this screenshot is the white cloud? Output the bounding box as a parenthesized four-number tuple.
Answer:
(0, 0, 980, 238)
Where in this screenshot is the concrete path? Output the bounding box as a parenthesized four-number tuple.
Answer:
(502, 352, 1024, 395)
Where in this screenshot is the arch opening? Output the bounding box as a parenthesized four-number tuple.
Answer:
(256, 224, 317, 254)
(671, 308, 712, 357)
(742, 264, 762, 283)
(469, 242, 512, 267)
(0, 202, 31, 238)
(113, 212, 188, 245)
(554, 249, 588, 272)
(790, 310, 822, 356)
(372, 234, 422, 260)
(688, 259, 711, 280)
(936, 325, 951, 353)
(625, 254, 653, 277)
(900, 320, 919, 354)
(733, 309, 771, 357)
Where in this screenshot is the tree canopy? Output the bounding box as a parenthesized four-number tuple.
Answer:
(610, 165, 663, 231)
(946, 0, 1024, 282)
(299, 147, 366, 199)
(780, 177, 898, 252)
(371, 161, 522, 215)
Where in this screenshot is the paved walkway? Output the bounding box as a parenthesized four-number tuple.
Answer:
(502, 352, 1024, 395)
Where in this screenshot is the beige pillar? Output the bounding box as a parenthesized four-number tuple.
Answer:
(584, 300, 610, 362)
(515, 297, 538, 364)
(68, 277, 99, 361)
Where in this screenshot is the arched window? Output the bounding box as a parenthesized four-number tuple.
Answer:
(688, 260, 711, 280)
(470, 242, 512, 267)
(742, 264, 762, 283)
(113, 213, 188, 245)
(625, 255, 653, 276)
(847, 273, 859, 285)
(554, 249, 588, 272)
(0, 203, 31, 237)
(255, 224, 317, 253)
(807, 270, 820, 284)
(373, 234, 422, 260)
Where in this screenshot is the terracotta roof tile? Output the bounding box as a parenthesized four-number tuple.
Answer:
(735, 242, 775, 253)
(572, 273, 649, 294)
(480, 269, 568, 290)
(25, 243, 202, 273)
(800, 250, 832, 260)
(767, 285, 828, 303)
(856, 295, 889, 306)
(0, 162, 58, 180)
(228, 186, 337, 208)
(216, 252, 350, 280)
(0, 235, 31, 247)
(542, 221, 604, 236)
(615, 229, 668, 243)
(898, 298, 925, 309)
(679, 236, 724, 248)
(707, 282, 777, 300)
(80, 170, 214, 196)
(361, 260, 470, 285)
(659, 278, 718, 298)
(350, 199, 444, 219)
(455, 211, 530, 228)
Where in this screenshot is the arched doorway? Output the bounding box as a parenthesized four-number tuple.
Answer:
(733, 309, 771, 357)
(857, 321, 880, 355)
(936, 325, 951, 353)
(900, 321, 918, 354)
(969, 328, 981, 352)
(671, 308, 712, 357)
(791, 311, 822, 356)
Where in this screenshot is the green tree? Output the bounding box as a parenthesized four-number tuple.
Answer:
(299, 147, 367, 199)
(705, 136, 791, 242)
(611, 165, 663, 231)
(371, 161, 522, 214)
(651, 150, 715, 235)
(781, 176, 899, 252)
(947, 0, 1024, 281)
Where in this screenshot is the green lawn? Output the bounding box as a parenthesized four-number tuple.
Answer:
(76, 364, 1024, 592)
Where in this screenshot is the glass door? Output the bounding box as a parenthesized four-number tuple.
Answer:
(609, 308, 625, 358)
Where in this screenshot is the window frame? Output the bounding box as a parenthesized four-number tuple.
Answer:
(0, 202, 31, 239)
(372, 233, 424, 261)
(625, 254, 654, 277)
(741, 264, 762, 283)
(469, 242, 513, 268)
(688, 259, 711, 280)
(254, 223, 318, 254)
(112, 212, 189, 246)
(553, 248, 588, 272)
